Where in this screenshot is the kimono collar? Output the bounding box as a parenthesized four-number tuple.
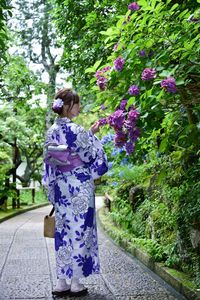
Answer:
(56, 117, 72, 125)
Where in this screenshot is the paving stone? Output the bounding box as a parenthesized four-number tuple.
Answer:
(10, 239, 46, 248)
(115, 295, 177, 300)
(0, 275, 52, 299)
(99, 246, 140, 274)
(9, 246, 48, 259)
(0, 203, 184, 300)
(103, 271, 170, 296)
(2, 258, 49, 276)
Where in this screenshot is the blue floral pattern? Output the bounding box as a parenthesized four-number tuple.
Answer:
(43, 117, 108, 279)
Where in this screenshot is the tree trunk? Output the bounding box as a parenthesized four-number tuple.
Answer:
(12, 137, 17, 209)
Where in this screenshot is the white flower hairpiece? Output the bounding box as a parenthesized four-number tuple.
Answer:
(52, 98, 64, 110)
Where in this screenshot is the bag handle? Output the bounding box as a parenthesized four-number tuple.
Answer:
(49, 206, 55, 216)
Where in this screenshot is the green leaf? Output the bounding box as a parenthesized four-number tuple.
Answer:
(93, 59, 103, 71)
(169, 3, 179, 12)
(159, 70, 173, 77)
(90, 77, 96, 84)
(159, 137, 169, 152)
(176, 79, 185, 86)
(140, 112, 149, 118)
(156, 170, 166, 185)
(85, 67, 95, 74)
(127, 97, 135, 108)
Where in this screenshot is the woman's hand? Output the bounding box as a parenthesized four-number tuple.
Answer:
(90, 121, 100, 134)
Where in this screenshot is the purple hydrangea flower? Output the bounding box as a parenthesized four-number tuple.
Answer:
(95, 70, 104, 78)
(161, 77, 177, 93)
(102, 66, 111, 72)
(113, 42, 120, 51)
(98, 118, 108, 126)
(114, 131, 127, 147)
(125, 141, 135, 155)
(128, 109, 140, 121)
(114, 57, 125, 71)
(108, 109, 125, 130)
(128, 127, 140, 142)
(100, 103, 106, 110)
(128, 85, 140, 96)
(52, 98, 64, 110)
(120, 99, 128, 111)
(124, 120, 135, 130)
(148, 50, 154, 58)
(97, 77, 107, 91)
(128, 2, 140, 11)
(139, 50, 146, 57)
(141, 68, 157, 81)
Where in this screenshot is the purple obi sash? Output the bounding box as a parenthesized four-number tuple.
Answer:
(46, 145, 84, 172)
(57, 156, 84, 172)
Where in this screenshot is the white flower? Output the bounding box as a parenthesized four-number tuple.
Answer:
(57, 246, 72, 267)
(71, 193, 89, 215)
(76, 130, 90, 149)
(55, 214, 64, 231)
(83, 228, 93, 249)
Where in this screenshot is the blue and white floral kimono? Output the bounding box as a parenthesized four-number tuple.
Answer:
(42, 117, 108, 279)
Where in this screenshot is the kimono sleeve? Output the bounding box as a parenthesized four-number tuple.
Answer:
(66, 123, 108, 179)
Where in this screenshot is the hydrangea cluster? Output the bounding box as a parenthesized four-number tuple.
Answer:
(161, 77, 177, 93)
(113, 42, 120, 52)
(128, 85, 140, 96)
(139, 50, 154, 58)
(141, 68, 157, 81)
(120, 99, 128, 110)
(128, 2, 140, 11)
(139, 50, 146, 57)
(99, 99, 140, 155)
(95, 66, 111, 90)
(114, 57, 125, 71)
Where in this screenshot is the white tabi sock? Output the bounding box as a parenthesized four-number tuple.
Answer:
(54, 278, 70, 291)
(71, 277, 86, 292)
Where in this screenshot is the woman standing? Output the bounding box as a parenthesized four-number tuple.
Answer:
(43, 88, 108, 297)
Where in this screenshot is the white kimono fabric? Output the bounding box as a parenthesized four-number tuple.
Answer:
(43, 117, 108, 279)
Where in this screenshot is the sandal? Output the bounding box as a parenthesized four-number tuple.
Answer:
(52, 289, 70, 297)
(70, 287, 88, 297)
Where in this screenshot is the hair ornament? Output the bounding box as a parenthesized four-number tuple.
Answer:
(52, 98, 64, 110)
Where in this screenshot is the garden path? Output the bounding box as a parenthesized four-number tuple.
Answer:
(0, 197, 185, 300)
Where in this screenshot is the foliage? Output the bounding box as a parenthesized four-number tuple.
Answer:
(10, 0, 63, 124)
(52, 0, 131, 98)
(0, 0, 12, 70)
(82, 0, 200, 284)
(0, 0, 12, 74)
(0, 54, 46, 204)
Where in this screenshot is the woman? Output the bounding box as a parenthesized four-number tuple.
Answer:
(42, 88, 108, 297)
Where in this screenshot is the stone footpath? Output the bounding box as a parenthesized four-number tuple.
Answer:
(0, 197, 186, 300)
